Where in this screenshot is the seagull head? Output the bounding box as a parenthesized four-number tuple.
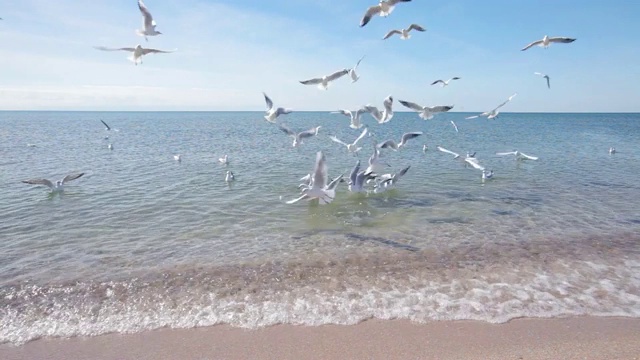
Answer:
(135, 44, 143, 50)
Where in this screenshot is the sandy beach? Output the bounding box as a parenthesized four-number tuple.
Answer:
(1, 317, 639, 360)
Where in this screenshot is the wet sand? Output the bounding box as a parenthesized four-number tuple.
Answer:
(2, 317, 640, 360)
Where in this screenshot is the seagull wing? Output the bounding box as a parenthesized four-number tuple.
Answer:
(22, 178, 54, 188)
(286, 194, 310, 204)
(62, 173, 85, 184)
(408, 24, 426, 32)
(278, 124, 295, 136)
(546, 76, 550, 89)
(521, 39, 543, 51)
(548, 37, 576, 44)
(534, 72, 545, 77)
(331, 109, 351, 117)
(437, 146, 459, 158)
(427, 105, 454, 113)
(494, 93, 517, 110)
(329, 135, 349, 147)
(138, 0, 155, 29)
(263, 92, 274, 111)
(141, 48, 176, 55)
(378, 139, 398, 150)
(400, 132, 423, 146)
(430, 80, 444, 86)
(389, 0, 412, 5)
(349, 160, 361, 185)
(353, 127, 369, 145)
(464, 158, 485, 170)
(299, 77, 323, 85)
(465, 115, 480, 120)
(298, 126, 320, 139)
(398, 100, 424, 112)
(94, 46, 135, 52)
(383, 30, 402, 40)
(100, 119, 111, 130)
(312, 151, 328, 189)
(363, 105, 383, 122)
(519, 152, 539, 160)
(451, 120, 459, 133)
(495, 151, 517, 156)
(326, 69, 349, 82)
(354, 55, 365, 69)
(360, 5, 382, 27)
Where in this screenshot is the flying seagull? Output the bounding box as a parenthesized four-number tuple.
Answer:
(94, 44, 176, 65)
(496, 150, 538, 161)
(363, 95, 394, 124)
(278, 124, 321, 147)
(382, 23, 426, 40)
(360, 0, 412, 27)
(331, 108, 367, 129)
(450, 120, 459, 133)
(372, 165, 411, 193)
(22, 173, 85, 193)
(521, 35, 576, 51)
(466, 93, 517, 120)
(263, 92, 292, 123)
(349, 55, 365, 83)
(300, 69, 349, 90)
(399, 100, 453, 120)
(431, 77, 460, 87)
(286, 151, 337, 205)
(378, 132, 423, 151)
(136, 0, 162, 41)
(534, 72, 551, 89)
(330, 127, 369, 154)
(365, 141, 389, 175)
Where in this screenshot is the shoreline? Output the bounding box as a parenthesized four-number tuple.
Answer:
(2, 317, 639, 360)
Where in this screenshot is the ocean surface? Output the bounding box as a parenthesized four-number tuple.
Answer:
(1, 111, 639, 345)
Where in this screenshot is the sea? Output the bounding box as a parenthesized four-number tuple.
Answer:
(1, 111, 639, 346)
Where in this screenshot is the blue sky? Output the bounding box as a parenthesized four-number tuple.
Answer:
(0, 0, 638, 112)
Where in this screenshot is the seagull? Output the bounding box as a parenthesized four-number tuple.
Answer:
(278, 124, 321, 147)
(372, 166, 410, 193)
(609, 147, 616, 154)
(496, 150, 538, 161)
(100, 120, 111, 131)
(331, 108, 367, 129)
(482, 170, 494, 181)
(382, 23, 426, 40)
(299, 69, 349, 90)
(347, 160, 371, 193)
(360, 0, 412, 27)
(225, 170, 235, 182)
(94, 45, 176, 65)
(464, 157, 485, 170)
(22, 173, 85, 193)
(466, 93, 517, 120)
(349, 55, 365, 83)
(262, 92, 292, 123)
(431, 77, 460, 87)
(363, 95, 394, 124)
(423, 144, 428, 152)
(218, 154, 229, 165)
(521, 35, 576, 51)
(399, 100, 453, 120)
(436, 145, 463, 159)
(450, 120, 459, 133)
(174, 154, 182, 162)
(534, 72, 551, 89)
(330, 127, 369, 154)
(108, 144, 114, 150)
(378, 132, 423, 151)
(136, 0, 162, 41)
(286, 151, 337, 205)
(365, 141, 389, 175)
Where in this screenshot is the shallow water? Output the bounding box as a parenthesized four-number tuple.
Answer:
(1, 111, 639, 345)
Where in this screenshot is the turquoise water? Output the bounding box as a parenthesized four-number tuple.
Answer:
(1, 111, 639, 345)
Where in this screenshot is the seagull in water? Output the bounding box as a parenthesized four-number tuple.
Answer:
(431, 77, 461, 87)
(136, 0, 162, 41)
(466, 93, 517, 120)
(330, 127, 369, 154)
(225, 170, 235, 182)
(94, 44, 176, 65)
(609, 147, 616, 155)
(534, 72, 551, 89)
(218, 155, 229, 165)
(521, 35, 576, 51)
(382, 23, 426, 40)
(299, 69, 349, 90)
(347, 160, 375, 193)
(349, 55, 365, 83)
(363, 95, 394, 124)
(372, 166, 411, 193)
(360, 0, 412, 27)
(278, 124, 321, 147)
(174, 154, 182, 162)
(22, 173, 85, 193)
(378, 132, 423, 151)
(287, 151, 339, 205)
(108, 144, 114, 150)
(482, 170, 494, 181)
(331, 108, 367, 129)
(399, 100, 453, 120)
(496, 150, 539, 161)
(262, 92, 292, 123)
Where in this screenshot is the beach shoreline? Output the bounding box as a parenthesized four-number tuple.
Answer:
(2, 316, 639, 360)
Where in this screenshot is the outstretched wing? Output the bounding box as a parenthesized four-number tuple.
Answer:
(495, 151, 517, 156)
(138, 0, 155, 29)
(353, 127, 369, 145)
(408, 24, 426, 32)
(464, 158, 485, 170)
(389, 0, 412, 5)
(100, 119, 111, 130)
(263, 92, 274, 111)
(326, 69, 349, 82)
(465, 115, 480, 120)
(298, 126, 321, 139)
(398, 100, 424, 112)
(329, 135, 348, 147)
(548, 37, 576, 44)
(430, 80, 444, 86)
(436, 146, 459, 158)
(141, 48, 176, 55)
(312, 151, 328, 189)
(94, 46, 135, 52)
(62, 173, 85, 184)
(427, 105, 454, 113)
(278, 124, 295, 136)
(400, 132, 423, 145)
(299, 77, 323, 85)
(519, 152, 539, 160)
(22, 178, 54, 188)
(521, 39, 543, 51)
(378, 139, 398, 150)
(450, 121, 459, 133)
(360, 5, 381, 27)
(383, 29, 402, 40)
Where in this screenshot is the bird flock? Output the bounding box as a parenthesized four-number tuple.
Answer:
(19, 0, 584, 206)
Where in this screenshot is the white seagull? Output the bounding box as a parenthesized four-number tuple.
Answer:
(331, 108, 367, 129)
(437, 146, 482, 168)
(382, 23, 426, 40)
(174, 154, 182, 162)
(22, 173, 85, 193)
(466, 93, 517, 120)
(372, 166, 410, 193)
(347, 160, 371, 193)
(423, 144, 428, 152)
(365, 141, 389, 175)
(431, 77, 461, 87)
(262, 92, 292, 123)
(94, 44, 176, 65)
(482, 170, 494, 181)
(286, 151, 337, 205)
(534, 72, 551, 89)
(349, 55, 365, 83)
(378, 132, 423, 151)
(278, 124, 321, 147)
(399, 100, 453, 120)
(136, 0, 162, 41)
(218, 154, 229, 165)
(496, 150, 538, 161)
(363, 95, 394, 124)
(225, 170, 235, 182)
(521, 35, 576, 51)
(108, 144, 114, 150)
(300, 69, 349, 90)
(360, 0, 412, 27)
(451, 120, 459, 133)
(609, 147, 616, 155)
(330, 127, 369, 154)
